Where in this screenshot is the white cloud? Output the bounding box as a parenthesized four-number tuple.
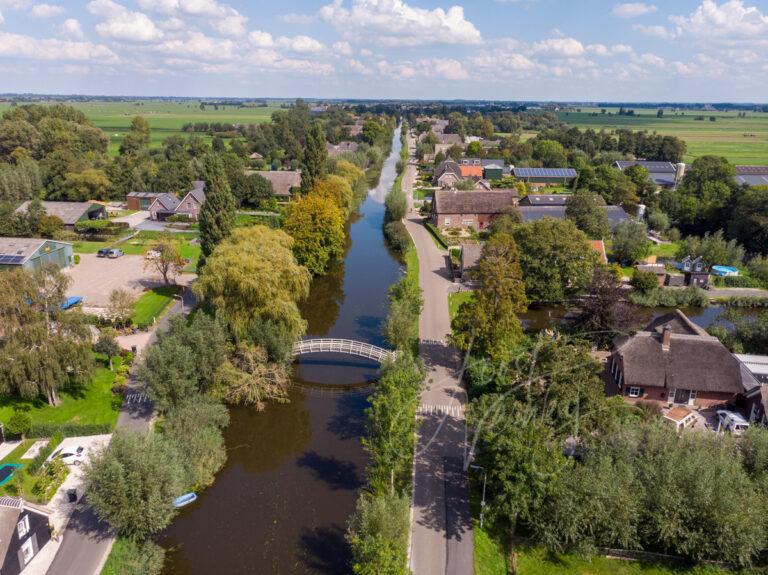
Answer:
(632, 51, 665, 66)
(248, 29, 274, 48)
(0, 9, 4, 23)
(137, 0, 248, 37)
(154, 30, 235, 60)
(433, 58, 468, 80)
(60, 17, 83, 38)
(360, 48, 373, 57)
(280, 12, 315, 24)
(533, 37, 585, 57)
(611, 43, 633, 53)
(88, 0, 164, 42)
(633, 23, 676, 39)
(159, 16, 185, 30)
(587, 43, 610, 56)
(347, 58, 371, 74)
(210, 11, 247, 36)
(319, 0, 482, 47)
(670, 0, 768, 39)
(277, 35, 324, 54)
(0, 31, 118, 61)
(612, 2, 657, 18)
(30, 3, 64, 18)
(333, 41, 352, 56)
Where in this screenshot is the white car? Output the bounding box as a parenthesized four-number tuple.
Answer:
(52, 446, 85, 466)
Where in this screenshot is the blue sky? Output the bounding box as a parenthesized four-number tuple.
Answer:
(0, 0, 766, 101)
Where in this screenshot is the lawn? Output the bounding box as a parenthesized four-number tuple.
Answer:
(649, 241, 680, 259)
(0, 357, 122, 429)
(116, 230, 201, 271)
(448, 290, 474, 320)
(405, 245, 419, 286)
(0, 100, 281, 156)
(131, 285, 183, 327)
(557, 107, 768, 165)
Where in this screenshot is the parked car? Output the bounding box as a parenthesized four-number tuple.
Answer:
(716, 410, 750, 436)
(107, 249, 124, 259)
(97, 248, 110, 258)
(52, 446, 85, 466)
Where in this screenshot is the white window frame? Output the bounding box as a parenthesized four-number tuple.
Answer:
(461, 218, 473, 226)
(444, 217, 452, 225)
(20, 536, 34, 565)
(688, 390, 697, 405)
(17, 515, 29, 538)
(628, 386, 642, 398)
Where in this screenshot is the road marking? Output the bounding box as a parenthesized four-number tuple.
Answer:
(418, 404, 464, 417)
(125, 392, 150, 405)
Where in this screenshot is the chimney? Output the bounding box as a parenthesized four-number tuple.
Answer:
(662, 324, 672, 350)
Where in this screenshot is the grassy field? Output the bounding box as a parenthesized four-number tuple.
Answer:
(556, 107, 768, 165)
(0, 100, 282, 155)
(131, 285, 183, 326)
(0, 357, 121, 429)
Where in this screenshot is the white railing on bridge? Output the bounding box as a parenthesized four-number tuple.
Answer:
(292, 338, 395, 364)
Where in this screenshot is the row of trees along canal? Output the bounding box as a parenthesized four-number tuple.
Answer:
(84, 115, 400, 574)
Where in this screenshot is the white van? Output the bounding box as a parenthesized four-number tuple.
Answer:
(716, 410, 750, 436)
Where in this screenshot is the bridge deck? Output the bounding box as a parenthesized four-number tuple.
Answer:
(292, 338, 395, 363)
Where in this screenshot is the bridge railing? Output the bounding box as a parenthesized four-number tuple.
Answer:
(292, 338, 395, 364)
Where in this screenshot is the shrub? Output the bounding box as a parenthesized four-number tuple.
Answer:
(31, 459, 68, 502)
(384, 221, 412, 254)
(27, 432, 63, 475)
(713, 275, 763, 288)
(166, 214, 191, 223)
(629, 287, 708, 308)
(6, 411, 32, 438)
(102, 538, 166, 575)
(75, 220, 128, 235)
(74, 254, 81, 264)
(28, 422, 113, 438)
(630, 270, 659, 293)
(747, 256, 768, 285)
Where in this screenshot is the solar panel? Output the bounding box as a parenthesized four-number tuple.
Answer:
(0, 255, 24, 264)
(514, 168, 577, 178)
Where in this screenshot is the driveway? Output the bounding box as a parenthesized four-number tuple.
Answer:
(111, 210, 149, 229)
(64, 253, 193, 308)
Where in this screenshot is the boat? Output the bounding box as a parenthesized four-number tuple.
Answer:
(173, 493, 197, 508)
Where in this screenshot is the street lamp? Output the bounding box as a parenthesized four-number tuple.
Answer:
(470, 464, 487, 529)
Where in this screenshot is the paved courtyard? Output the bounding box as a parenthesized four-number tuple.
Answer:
(64, 253, 193, 308)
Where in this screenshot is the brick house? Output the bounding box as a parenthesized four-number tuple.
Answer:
(433, 159, 462, 189)
(126, 192, 164, 211)
(148, 193, 181, 221)
(175, 181, 206, 221)
(610, 310, 757, 408)
(431, 189, 519, 230)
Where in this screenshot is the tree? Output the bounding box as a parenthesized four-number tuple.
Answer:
(103, 539, 165, 575)
(236, 172, 273, 208)
(587, 165, 639, 208)
(575, 267, 635, 346)
(532, 140, 567, 168)
(747, 256, 768, 285)
(312, 174, 354, 214)
(676, 230, 744, 267)
(361, 119, 385, 146)
(512, 219, 599, 302)
(611, 219, 650, 263)
(283, 193, 345, 275)
(624, 165, 658, 208)
(145, 233, 185, 285)
(6, 411, 32, 439)
(213, 343, 290, 409)
(646, 210, 669, 233)
(452, 233, 527, 362)
(94, 328, 120, 370)
(301, 122, 327, 193)
(107, 288, 135, 327)
(630, 269, 659, 293)
(85, 430, 184, 540)
(120, 116, 150, 155)
(385, 276, 422, 353)
(347, 492, 410, 575)
(194, 226, 311, 342)
(198, 155, 236, 267)
(63, 169, 111, 201)
(384, 185, 408, 222)
(488, 205, 522, 236)
(729, 186, 768, 255)
(565, 191, 610, 239)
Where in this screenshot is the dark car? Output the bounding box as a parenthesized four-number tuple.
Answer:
(97, 248, 110, 258)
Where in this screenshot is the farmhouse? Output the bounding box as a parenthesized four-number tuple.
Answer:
(148, 193, 181, 221)
(735, 166, 768, 187)
(431, 189, 518, 230)
(512, 167, 577, 188)
(613, 160, 682, 189)
(610, 310, 756, 408)
(518, 194, 569, 206)
(15, 201, 106, 230)
(249, 170, 302, 199)
(0, 496, 52, 575)
(175, 181, 206, 220)
(433, 159, 463, 189)
(126, 192, 164, 211)
(0, 237, 74, 271)
(734, 354, 768, 423)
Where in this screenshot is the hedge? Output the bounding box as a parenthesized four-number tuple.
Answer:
(424, 222, 449, 249)
(28, 422, 113, 438)
(629, 287, 709, 308)
(26, 432, 63, 475)
(713, 275, 766, 289)
(75, 220, 129, 235)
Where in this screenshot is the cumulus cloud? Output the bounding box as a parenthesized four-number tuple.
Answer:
(633, 23, 676, 39)
(347, 58, 371, 74)
(248, 29, 274, 48)
(612, 2, 657, 18)
(60, 17, 83, 38)
(88, 0, 164, 42)
(670, 0, 768, 39)
(632, 51, 665, 66)
(532, 37, 585, 57)
(0, 31, 118, 61)
(154, 30, 235, 60)
(137, 0, 248, 37)
(0, 9, 4, 23)
(333, 41, 352, 55)
(31, 3, 64, 18)
(277, 35, 325, 54)
(319, 0, 482, 47)
(433, 58, 469, 80)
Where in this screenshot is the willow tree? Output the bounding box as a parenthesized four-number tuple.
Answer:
(198, 155, 236, 267)
(283, 193, 345, 275)
(194, 225, 311, 343)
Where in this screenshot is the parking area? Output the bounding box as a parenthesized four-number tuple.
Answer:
(64, 253, 193, 308)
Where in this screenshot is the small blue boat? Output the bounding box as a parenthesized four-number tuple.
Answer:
(173, 493, 197, 508)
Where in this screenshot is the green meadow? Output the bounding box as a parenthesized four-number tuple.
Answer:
(556, 107, 768, 165)
(0, 100, 283, 155)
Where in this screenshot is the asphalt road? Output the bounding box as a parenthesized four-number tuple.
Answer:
(403, 153, 474, 575)
(47, 289, 194, 575)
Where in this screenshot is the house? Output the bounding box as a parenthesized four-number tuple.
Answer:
(518, 204, 629, 227)
(635, 263, 667, 286)
(734, 355, 768, 423)
(249, 152, 263, 161)
(0, 496, 52, 575)
(518, 194, 570, 206)
(434, 133, 464, 155)
(735, 166, 768, 187)
(0, 238, 74, 271)
(347, 123, 363, 137)
(148, 193, 181, 221)
(483, 164, 504, 181)
(326, 141, 359, 157)
(459, 243, 482, 283)
(610, 309, 758, 408)
(614, 160, 682, 189)
(431, 189, 519, 230)
(175, 181, 206, 221)
(126, 192, 164, 211)
(512, 167, 577, 188)
(249, 170, 302, 199)
(15, 201, 107, 230)
(679, 255, 709, 288)
(459, 164, 484, 178)
(433, 160, 463, 189)
(589, 240, 608, 264)
(735, 354, 768, 385)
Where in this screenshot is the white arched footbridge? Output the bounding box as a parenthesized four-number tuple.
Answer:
(292, 338, 395, 364)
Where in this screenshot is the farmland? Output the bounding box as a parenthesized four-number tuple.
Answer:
(556, 107, 768, 165)
(0, 100, 283, 155)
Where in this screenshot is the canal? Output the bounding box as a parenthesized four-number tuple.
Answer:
(159, 128, 404, 574)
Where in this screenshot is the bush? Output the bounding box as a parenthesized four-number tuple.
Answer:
(630, 270, 659, 293)
(6, 411, 32, 438)
(102, 538, 166, 575)
(715, 296, 768, 308)
(74, 254, 81, 265)
(347, 491, 410, 575)
(27, 432, 63, 475)
(424, 222, 449, 249)
(31, 459, 68, 502)
(713, 275, 763, 288)
(28, 422, 113, 438)
(75, 220, 128, 235)
(747, 256, 768, 285)
(166, 214, 191, 223)
(629, 286, 708, 307)
(384, 221, 412, 254)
